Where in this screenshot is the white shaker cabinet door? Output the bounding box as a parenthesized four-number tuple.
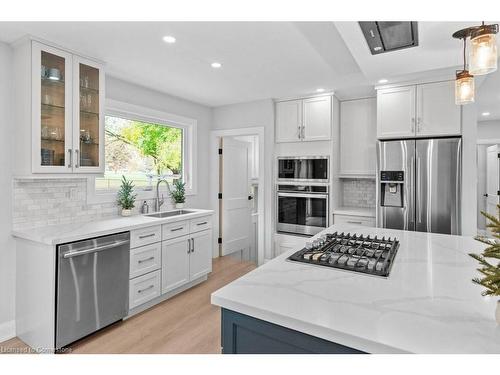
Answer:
(416, 81, 461, 137)
(377, 85, 416, 139)
(302, 96, 332, 141)
(161, 235, 190, 294)
(189, 230, 212, 280)
(340, 98, 376, 176)
(275, 100, 302, 143)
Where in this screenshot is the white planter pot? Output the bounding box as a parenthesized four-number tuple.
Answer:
(496, 300, 500, 325)
(175, 203, 184, 209)
(121, 209, 132, 217)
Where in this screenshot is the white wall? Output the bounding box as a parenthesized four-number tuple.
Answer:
(105, 76, 213, 210)
(212, 100, 274, 260)
(0, 42, 15, 341)
(477, 120, 500, 140)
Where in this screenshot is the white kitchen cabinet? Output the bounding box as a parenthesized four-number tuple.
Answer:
(275, 95, 332, 143)
(377, 81, 461, 139)
(340, 98, 376, 177)
(162, 235, 190, 294)
(377, 85, 416, 139)
(189, 230, 213, 280)
(275, 100, 302, 143)
(274, 233, 306, 257)
(15, 39, 105, 175)
(302, 96, 332, 141)
(333, 214, 375, 227)
(416, 81, 461, 137)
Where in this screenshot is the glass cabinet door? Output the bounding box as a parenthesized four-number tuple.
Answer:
(34, 43, 73, 172)
(74, 58, 104, 172)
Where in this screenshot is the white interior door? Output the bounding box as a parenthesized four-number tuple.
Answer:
(486, 145, 500, 222)
(221, 137, 251, 256)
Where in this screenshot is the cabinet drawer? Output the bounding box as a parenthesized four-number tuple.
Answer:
(129, 270, 161, 310)
(130, 243, 161, 279)
(130, 225, 161, 248)
(190, 216, 212, 233)
(334, 214, 375, 227)
(162, 220, 189, 240)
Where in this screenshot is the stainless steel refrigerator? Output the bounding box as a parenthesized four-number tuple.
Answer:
(376, 138, 461, 235)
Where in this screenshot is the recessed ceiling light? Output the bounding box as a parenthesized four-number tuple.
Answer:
(482, 112, 491, 116)
(378, 79, 388, 84)
(211, 62, 222, 69)
(162, 35, 176, 44)
(316, 88, 325, 93)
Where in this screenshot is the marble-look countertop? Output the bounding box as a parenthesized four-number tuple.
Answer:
(211, 224, 500, 354)
(332, 207, 376, 217)
(12, 209, 214, 245)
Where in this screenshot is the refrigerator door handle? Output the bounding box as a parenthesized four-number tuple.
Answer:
(416, 157, 422, 224)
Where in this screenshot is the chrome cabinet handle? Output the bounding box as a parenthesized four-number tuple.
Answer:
(67, 149, 73, 168)
(138, 256, 155, 264)
(301, 125, 305, 139)
(63, 240, 130, 258)
(74, 149, 79, 168)
(297, 124, 301, 139)
(411, 118, 415, 133)
(196, 222, 208, 226)
(417, 117, 422, 133)
(347, 220, 362, 225)
(138, 233, 156, 239)
(191, 237, 195, 253)
(171, 227, 184, 232)
(187, 238, 191, 253)
(417, 157, 422, 224)
(137, 284, 154, 294)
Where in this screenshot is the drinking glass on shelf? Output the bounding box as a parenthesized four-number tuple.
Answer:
(43, 94, 51, 105)
(41, 125, 49, 139)
(83, 76, 89, 88)
(86, 94, 92, 111)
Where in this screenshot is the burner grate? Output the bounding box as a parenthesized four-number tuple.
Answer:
(287, 232, 399, 277)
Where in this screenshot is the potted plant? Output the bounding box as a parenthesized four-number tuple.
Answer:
(469, 206, 500, 324)
(169, 179, 186, 209)
(117, 176, 137, 216)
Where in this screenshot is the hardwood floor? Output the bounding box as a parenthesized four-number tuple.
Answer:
(0, 256, 256, 354)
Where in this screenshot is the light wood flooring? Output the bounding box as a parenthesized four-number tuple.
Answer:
(0, 256, 255, 354)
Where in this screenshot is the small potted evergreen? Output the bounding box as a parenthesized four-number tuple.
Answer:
(469, 206, 500, 324)
(117, 176, 137, 216)
(169, 179, 186, 209)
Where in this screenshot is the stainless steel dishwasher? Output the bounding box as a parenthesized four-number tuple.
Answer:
(56, 232, 130, 348)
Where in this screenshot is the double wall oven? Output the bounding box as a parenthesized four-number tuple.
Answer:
(276, 156, 329, 236)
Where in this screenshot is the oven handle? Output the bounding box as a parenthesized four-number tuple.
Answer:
(277, 192, 328, 199)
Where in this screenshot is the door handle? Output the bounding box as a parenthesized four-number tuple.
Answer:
(297, 124, 301, 139)
(411, 118, 415, 133)
(67, 149, 73, 168)
(187, 238, 191, 253)
(347, 220, 363, 225)
(138, 233, 156, 239)
(170, 227, 184, 232)
(196, 222, 208, 226)
(74, 149, 79, 168)
(63, 240, 130, 258)
(191, 237, 195, 253)
(137, 284, 154, 294)
(416, 157, 422, 224)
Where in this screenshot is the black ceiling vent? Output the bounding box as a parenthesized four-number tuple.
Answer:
(359, 22, 419, 55)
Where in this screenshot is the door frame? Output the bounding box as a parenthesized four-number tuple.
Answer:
(210, 127, 265, 266)
(476, 139, 500, 233)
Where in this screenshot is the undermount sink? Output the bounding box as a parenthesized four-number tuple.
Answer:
(145, 209, 197, 218)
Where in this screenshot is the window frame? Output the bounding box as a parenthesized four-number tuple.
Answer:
(87, 99, 197, 204)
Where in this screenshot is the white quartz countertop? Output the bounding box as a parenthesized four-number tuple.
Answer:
(332, 207, 376, 217)
(211, 224, 500, 354)
(12, 209, 214, 245)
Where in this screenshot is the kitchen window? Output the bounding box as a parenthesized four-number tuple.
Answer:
(89, 100, 197, 202)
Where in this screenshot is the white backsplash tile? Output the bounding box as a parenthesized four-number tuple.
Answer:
(342, 178, 376, 208)
(12, 178, 174, 230)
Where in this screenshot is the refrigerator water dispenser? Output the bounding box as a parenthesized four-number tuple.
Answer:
(380, 171, 404, 208)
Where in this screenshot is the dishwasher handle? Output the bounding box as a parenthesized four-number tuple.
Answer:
(63, 240, 130, 258)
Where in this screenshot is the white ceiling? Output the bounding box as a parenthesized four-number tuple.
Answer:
(0, 21, 499, 111)
(477, 68, 500, 121)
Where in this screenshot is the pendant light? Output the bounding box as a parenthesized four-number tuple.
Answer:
(469, 22, 498, 75)
(455, 37, 475, 105)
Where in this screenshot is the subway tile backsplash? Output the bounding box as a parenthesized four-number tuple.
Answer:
(341, 178, 376, 208)
(12, 178, 170, 230)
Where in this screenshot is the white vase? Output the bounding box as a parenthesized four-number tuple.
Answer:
(121, 209, 132, 217)
(496, 300, 500, 325)
(175, 203, 184, 209)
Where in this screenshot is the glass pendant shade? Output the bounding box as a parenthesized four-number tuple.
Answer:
(455, 70, 475, 105)
(469, 28, 498, 75)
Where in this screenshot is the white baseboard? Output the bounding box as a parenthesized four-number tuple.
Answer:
(0, 320, 15, 343)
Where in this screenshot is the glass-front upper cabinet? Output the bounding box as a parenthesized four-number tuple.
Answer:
(33, 42, 73, 173)
(73, 57, 104, 173)
(31, 41, 104, 174)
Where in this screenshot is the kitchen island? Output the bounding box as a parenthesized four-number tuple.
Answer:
(211, 224, 500, 354)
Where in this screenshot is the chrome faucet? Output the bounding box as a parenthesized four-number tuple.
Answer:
(154, 178, 169, 212)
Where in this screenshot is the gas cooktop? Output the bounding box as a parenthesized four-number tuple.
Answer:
(287, 232, 399, 277)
